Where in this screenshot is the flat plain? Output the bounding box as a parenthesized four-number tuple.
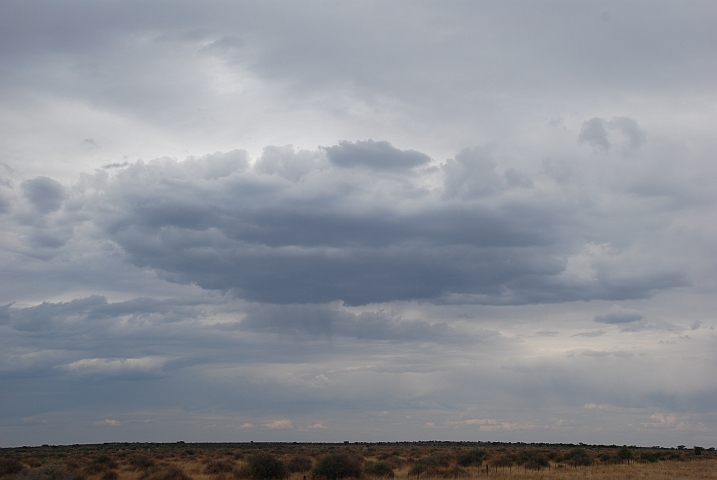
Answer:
(1, 442, 715, 480)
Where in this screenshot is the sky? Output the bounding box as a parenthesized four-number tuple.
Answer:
(1, 1, 717, 448)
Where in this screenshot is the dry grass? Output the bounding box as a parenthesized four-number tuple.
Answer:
(1, 444, 714, 480)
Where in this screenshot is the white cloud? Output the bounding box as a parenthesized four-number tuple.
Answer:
(263, 420, 293, 429)
(94, 419, 121, 426)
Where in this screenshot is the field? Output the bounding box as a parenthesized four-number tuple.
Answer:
(1, 442, 715, 480)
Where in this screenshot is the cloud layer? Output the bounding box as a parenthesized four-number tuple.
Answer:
(1, 0, 717, 448)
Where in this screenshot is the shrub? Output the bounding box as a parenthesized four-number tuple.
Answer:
(409, 454, 452, 477)
(101, 471, 118, 480)
(598, 454, 620, 464)
(0, 458, 25, 477)
(456, 450, 487, 467)
(19, 464, 78, 480)
(517, 451, 548, 470)
(311, 454, 361, 480)
(205, 461, 236, 474)
(446, 466, 468, 478)
(562, 449, 592, 467)
(246, 453, 286, 480)
(363, 461, 394, 478)
(85, 455, 117, 474)
(618, 446, 634, 462)
(285, 456, 313, 474)
(640, 452, 658, 463)
(491, 456, 515, 469)
(128, 455, 155, 470)
(146, 465, 191, 480)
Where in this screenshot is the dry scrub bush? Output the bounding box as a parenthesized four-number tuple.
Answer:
(363, 461, 393, 478)
(456, 449, 487, 467)
(145, 465, 191, 480)
(237, 453, 285, 480)
(285, 456, 312, 474)
(311, 454, 361, 480)
(204, 461, 236, 475)
(0, 458, 25, 477)
(16, 463, 79, 480)
(128, 455, 155, 470)
(100, 471, 118, 480)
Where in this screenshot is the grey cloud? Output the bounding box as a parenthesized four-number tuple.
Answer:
(21, 176, 67, 213)
(572, 330, 606, 338)
(241, 303, 474, 343)
(609, 117, 646, 149)
(443, 147, 505, 198)
(594, 306, 643, 324)
(323, 140, 430, 170)
(0, 192, 9, 214)
(57, 146, 685, 306)
(255, 145, 327, 181)
(4, 295, 203, 333)
(579, 117, 647, 153)
(579, 118, 611, 152)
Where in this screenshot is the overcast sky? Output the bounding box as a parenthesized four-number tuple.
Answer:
(1, 1, 717, 448)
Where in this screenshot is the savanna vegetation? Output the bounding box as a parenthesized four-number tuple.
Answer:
(1, 441, 715, 480)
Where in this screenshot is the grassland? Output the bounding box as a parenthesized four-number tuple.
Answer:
(1, 442, 715, 480)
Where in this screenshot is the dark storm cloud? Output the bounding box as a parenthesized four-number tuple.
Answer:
(594, 306, 643, 324)
(49, 143, 679, 307)
(240, 303, 473, 343)
(3, 295, 203, 333)
(324, 140, 431, 170)
(21, 176, 67, 213)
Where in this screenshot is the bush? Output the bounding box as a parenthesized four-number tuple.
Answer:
(409, 454, 452, 477)
(562, 449, 592, 467)
(640, 452, 658, 463)
(618, 446, 634, 462)
(128, 455, 155, 470)
(456, 450, 487, 467)
(311, 454, 362, 480)
(517, 451, 548, 470)
(491, 456, 515, 469)
(363, 461, 393, 478)
(101, 471, 118, 480)
(18, 464, 78, 480)
(0, 458, 25, 477)
(205, 461, 236, 474)
(598, 454, 620, 464)
(285, 456, 313, 474)
(146, 465, 191, 480)
(246, 453, 286, 480)
(84, 456, 118, 475)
